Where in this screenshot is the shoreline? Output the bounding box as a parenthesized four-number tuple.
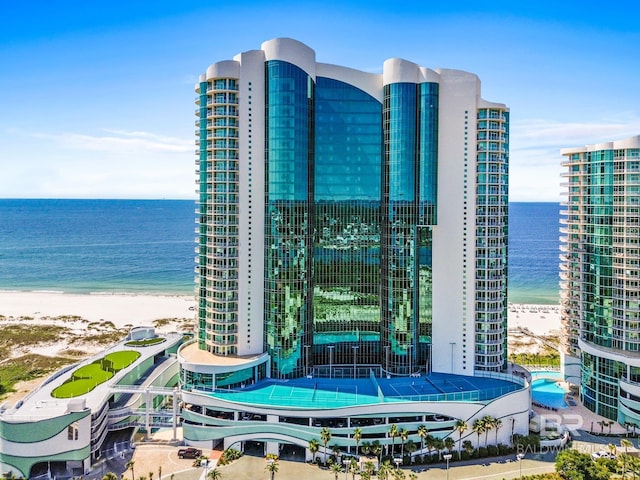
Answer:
(0, 291, 561, 337)
(0, 290, 195, 331)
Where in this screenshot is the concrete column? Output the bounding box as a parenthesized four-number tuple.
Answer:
(266, 441, 279, 456)
(172, 389, 178, 441)
(145, 389, 151, 441)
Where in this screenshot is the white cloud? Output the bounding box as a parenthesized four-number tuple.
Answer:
(0, 127, 195, 198)
(508, 115, 640, 201)
(28, 128, 192, 154)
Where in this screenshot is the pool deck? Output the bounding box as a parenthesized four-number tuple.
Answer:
(532, 387, 627, 435)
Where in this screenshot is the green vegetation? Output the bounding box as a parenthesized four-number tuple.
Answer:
(217, 448, 243, 466)
(124, 337, 165, 347)
(0, 322, 80, 397)
(0, 323, 72, 357)
(509, 352, 560, 368)
(51, 350, 140, 398)
(0, 354, 77, 397)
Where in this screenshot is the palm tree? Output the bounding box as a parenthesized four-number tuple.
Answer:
(462, 440, 474, 457)
(126, 461, 135, 480)
(320, 427, 332, 466)
(389, 424, 399, 457)
(454, 419, 468, 460)
(493, 418, 503, 446)
(392, 468, 406, 480)
(363, 461, 376, 478)
(309, 438, 320, 463)
(265, 459, 279, 480)
(417, 425, 429, 454)
(444, 437, 455, 456)
(329, 462, 342, 480)
(348, 458, 359, 480)
(622, 438, 634, 479)
(408, 473, 418, 480)
(405, 440, 417, 462)
(482, 416, 495, 448)
(207, 469, 222, 480)
(361, 440, 372, 457)
(425, 434, 436, 458)
(353, 427, 363, 456)
(331, 444, 342, 461)
(434, 438, 445, 460)
(377, 460, 392, 480)
(473, 418, 486, 448)
(102, 474, 118, 480)
(371, 440, 383, 464)
(399, 428, 409, 458)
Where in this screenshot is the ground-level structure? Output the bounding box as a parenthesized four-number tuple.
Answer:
(0, 328, 183, 478)
(179, 340, 530, 458)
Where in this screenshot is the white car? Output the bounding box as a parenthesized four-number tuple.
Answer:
(591, 450, 615, 460)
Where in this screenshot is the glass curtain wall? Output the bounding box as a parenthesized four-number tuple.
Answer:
(417, 82, 439, 371)
(264, 61, 314, 378)
(382, 83, 419, 375)
(313, 77, 383, 370)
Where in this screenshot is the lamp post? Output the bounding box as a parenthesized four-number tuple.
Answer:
(449, 342, 456, 372)
(328, 345, 335, 379)
(384, 345, 390, 376)
(304, 344, 310, 377)
(352, 345, 359, 379)
(517, 453, 524, 478)
(274, 346, 281, 379)
(443, 453, 452, 480)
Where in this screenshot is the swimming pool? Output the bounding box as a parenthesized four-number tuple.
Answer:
(531, 377, 568, 409)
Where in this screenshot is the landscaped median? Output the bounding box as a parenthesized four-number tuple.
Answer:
(51, 350, 141, 398)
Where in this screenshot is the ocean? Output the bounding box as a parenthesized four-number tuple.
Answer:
(0, 200, 560, 304)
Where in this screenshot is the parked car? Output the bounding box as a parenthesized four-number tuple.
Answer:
(178, 447, 202, 459)
(591, 450, 615, 460)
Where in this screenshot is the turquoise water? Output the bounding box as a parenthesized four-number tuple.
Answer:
(0, 200, 560, 302)
(531, 376, 568, 409)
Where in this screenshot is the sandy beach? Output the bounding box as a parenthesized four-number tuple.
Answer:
(0, 291, 195, 330)
(0, 291, 562, 340)
(508, 303, 561, 336)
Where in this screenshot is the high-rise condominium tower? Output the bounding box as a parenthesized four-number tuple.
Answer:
(191, 38, 509, 382)
(561, 135, 640, 424)
(179, 37, 522, 454)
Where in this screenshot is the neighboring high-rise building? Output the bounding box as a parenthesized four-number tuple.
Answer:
(561, 135, 640, 424)
(181, 38, 525, 454)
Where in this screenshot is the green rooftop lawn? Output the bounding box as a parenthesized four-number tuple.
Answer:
(52, 350, 140, 398)
(124, 337, 165, 347)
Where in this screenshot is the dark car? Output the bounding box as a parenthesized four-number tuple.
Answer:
(178, 447, 202, 459)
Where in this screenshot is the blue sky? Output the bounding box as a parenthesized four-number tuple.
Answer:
(1, 1, 639, 201)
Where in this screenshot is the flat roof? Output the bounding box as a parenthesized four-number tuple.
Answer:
(208, 372, 522, 409)
(1, 331, 183, 421)
(179, 342, 265, 366)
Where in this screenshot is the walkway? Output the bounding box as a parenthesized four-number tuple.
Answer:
(214, 454, 556, 480)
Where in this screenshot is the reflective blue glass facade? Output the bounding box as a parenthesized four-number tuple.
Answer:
(264, 60, 314, 377)
(195, 42, 510, 382)
(313, 77, 382, 366)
